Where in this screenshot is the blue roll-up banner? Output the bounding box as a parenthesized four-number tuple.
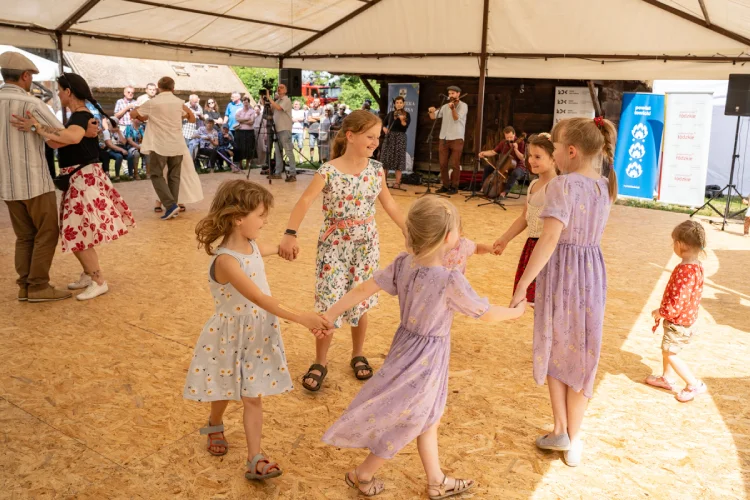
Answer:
(613, 93, 665, 199)
(387, 83, 420, 173)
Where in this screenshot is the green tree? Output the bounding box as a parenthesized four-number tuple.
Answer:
(339, 75, 379, 110)
(233, 67, 278, 101)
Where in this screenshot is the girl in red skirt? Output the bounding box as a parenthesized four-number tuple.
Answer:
(492, 133, 557, 306)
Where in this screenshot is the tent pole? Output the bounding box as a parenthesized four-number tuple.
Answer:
(55, 31, 64, 77)
(473, 0, 490, 158)
(587, 81, 602, 117)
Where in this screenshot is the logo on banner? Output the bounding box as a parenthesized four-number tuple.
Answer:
(626, 162, 643, 178)
(632, 123, 648, 140)
(629, 143, 645, 159)
(625, 124, 648, 180)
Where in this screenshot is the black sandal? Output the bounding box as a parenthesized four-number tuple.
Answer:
(301, 363, 328, 392)
(350, 356, 374, 380)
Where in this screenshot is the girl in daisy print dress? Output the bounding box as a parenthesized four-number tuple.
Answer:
(279, 111, 406, 393)
(184, 180, 332, 482)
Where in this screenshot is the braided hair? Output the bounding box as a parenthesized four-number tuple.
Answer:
(57, 72, 116, 129)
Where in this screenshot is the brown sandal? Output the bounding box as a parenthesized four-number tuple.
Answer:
(427, 475, 475, 499)
(350, 356, 374, 380)
(345, 469, 384, 497)
(301, 363, 328, 392)
(200, 421, 228, 456)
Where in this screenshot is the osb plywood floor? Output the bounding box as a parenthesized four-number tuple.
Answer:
(0, 172, 748, 500)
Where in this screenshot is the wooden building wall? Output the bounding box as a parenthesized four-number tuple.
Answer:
(364, 74, 648, 171)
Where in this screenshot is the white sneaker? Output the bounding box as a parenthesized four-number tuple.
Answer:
(68, 272, 92, 290)
(76, 281, 109, 301)
(563, 438, 583, 467)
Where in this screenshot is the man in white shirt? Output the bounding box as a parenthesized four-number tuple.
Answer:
(266, 83, 297, 182)
(0, 51, 71, 302)
(131, 76, 196, 220)
(428, 85, 468, 195)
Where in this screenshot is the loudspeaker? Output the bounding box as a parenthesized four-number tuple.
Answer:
(725, 74, 750, 116)
(279, 68, 302, 97)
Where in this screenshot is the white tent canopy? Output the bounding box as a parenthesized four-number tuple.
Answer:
(0, 45, 70, 80)
(1, 0, 749, 79)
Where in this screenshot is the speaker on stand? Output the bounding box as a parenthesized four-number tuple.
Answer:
(691, 74, 750, 230)
(279, 68, 302, 97)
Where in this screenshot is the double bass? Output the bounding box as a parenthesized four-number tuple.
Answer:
(481, 133, 527, 199)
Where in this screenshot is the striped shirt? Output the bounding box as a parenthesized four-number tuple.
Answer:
(0, 84, 62, 201)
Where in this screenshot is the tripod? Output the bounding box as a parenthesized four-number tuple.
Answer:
(463, 156, 485, 202)
(419, 95, 449, 198)
(247, 100, 276, 183)
(690, 116, 745, 230)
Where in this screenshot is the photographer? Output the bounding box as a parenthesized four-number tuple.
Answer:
(264, 83, 297, 182)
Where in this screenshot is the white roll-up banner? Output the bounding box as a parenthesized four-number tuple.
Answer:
(657, 93, 714, 206)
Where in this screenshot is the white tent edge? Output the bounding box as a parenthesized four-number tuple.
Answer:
(2, 0, 750, 80)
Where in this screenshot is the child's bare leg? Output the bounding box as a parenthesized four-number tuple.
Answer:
(418, 421, 474, 494)
(304, 334, 334, 389)
(665, 352, 699, 386)
(565, 386, 589, 442)
(547, 376, 568, 436)
(207, 400, 229, 454)
(348, 453, 387, 494)
(661, 350, 677, 380)
(417, 421, 443, 484)
(242, 397, 262, 459)
(351, 313, 370, 378)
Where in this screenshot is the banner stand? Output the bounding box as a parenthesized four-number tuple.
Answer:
(613, 93, 665, 200)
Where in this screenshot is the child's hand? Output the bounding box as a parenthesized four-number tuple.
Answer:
(309, 313, 336, 338)
(279, 234, 299, 261)
(476, 243, 493, 255)
(493, 238, 508, 255)
(651, 308, 662, 321)
(300, 311, 333, 333)
(512, 299, 527, 318)
(509, 289, 525, 309)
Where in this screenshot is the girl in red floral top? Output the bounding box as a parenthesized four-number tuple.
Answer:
(645, 220, 706, 402)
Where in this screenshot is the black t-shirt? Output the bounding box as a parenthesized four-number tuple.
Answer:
(57, 111, 101, 168)
(385, 110, 411, 133)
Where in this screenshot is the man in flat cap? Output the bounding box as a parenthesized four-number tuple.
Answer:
(428, 85, 468, 195)
(0, 51, 71, 302)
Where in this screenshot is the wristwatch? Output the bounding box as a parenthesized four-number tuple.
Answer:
(284, 229, 297, 237)
(30, 125, 37, 133)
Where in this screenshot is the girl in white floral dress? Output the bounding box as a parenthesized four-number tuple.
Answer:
(184, 180, 332, 481)
(279, 111, 406, 392)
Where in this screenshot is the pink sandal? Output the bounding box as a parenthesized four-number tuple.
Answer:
(676, 382, 707, 402)
(644, 375, 676, 392)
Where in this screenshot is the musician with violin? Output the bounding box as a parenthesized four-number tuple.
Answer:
(428, 85, 468, 195)
(380, 95, 411, 189)
(479, 126, 527, 199)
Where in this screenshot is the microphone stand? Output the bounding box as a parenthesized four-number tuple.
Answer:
(419, 94, 449, 198)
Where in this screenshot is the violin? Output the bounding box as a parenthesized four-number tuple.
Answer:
(447, 93, 467, 109)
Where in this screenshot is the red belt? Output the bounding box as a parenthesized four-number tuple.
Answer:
(321, 215, 374, 241)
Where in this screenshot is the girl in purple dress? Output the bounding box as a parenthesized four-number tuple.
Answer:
(511, 117, 617, 467)
(320, 197, 525, 498)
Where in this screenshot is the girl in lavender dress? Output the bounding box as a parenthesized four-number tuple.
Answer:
(320, 197, 525, 498)
(510, 117, 617, 467)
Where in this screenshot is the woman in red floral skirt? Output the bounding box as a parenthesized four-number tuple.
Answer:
(12, 73, 134, 300)
(492, 133, 557, 306)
